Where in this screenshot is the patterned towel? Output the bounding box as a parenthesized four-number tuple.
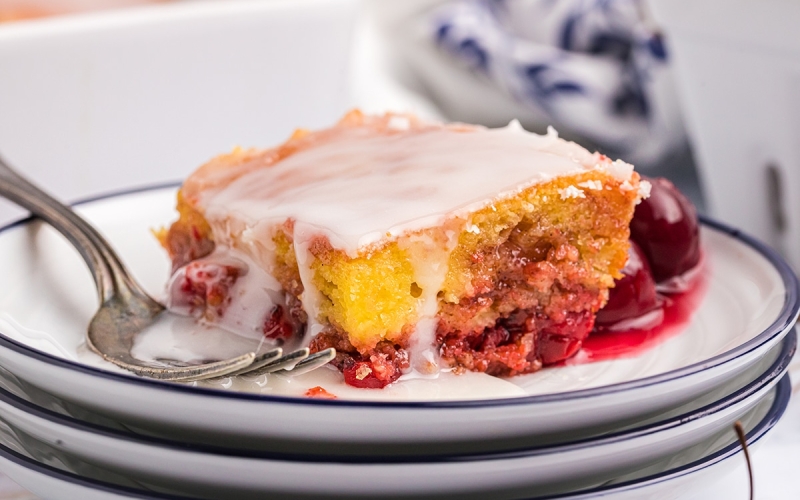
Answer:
(429, 0, 685, 165)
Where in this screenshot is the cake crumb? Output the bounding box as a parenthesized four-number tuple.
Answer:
(355, 364, 372, 380)
(608, 159, 634, 181)
(578, 180, 603, 190)
(305, 386, 337, 399)
(638, 180, 652, 200)
(558, 186, 586, 200)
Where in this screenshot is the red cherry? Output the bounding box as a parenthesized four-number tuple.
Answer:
(537, 311, 594, 365)
(630, 177, 700, 282)
(595, 241, 663, 330)
(538, 333, 584, 366)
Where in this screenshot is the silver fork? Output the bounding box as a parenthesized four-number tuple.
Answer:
(0, 156, 334, 382)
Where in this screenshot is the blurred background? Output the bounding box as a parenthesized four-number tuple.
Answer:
(0, 0, 797, 267)
(0, 0, 704, 203)
(351, 0, 705, 209)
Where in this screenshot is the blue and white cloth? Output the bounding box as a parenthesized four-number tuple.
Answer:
(429, 0, 685, 166)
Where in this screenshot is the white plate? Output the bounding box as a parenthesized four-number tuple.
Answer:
(0, 327, 792, 456)
(0, 376, 788, 499)
(556, 375, 790, 500)
(0, 186, 795, 452)
(0, 455, 162, 500)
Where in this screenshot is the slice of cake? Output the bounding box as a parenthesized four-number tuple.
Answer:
(157, 110, 647, 388)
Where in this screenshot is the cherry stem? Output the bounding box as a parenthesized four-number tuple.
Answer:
(734, 420, 754, 500)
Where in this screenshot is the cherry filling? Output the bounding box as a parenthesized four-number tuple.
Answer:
(535, 311, 595, 365)
(262, 306, 295, 341)
(171, 258, 306, 343)
(440, 309, 595, 375)
(304, 386, 337, 399)
(342, 361, 389, 389)
(172, 261, 244, 320)
(310, 332, 410, 389)
(164, 221, 214, 273)
(441, 176, 702, 376)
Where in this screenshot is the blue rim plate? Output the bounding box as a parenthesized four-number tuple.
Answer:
(0, 328, 792, 464)
(0, 376, 789, 499)
(539, 375, 792, 499)
(0, 184, 795, 452)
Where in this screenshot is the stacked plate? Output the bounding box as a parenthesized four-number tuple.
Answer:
(0, 185, 795, 499)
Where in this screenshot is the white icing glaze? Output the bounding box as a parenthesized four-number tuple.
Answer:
(293, 226, 326, 347)
(132, 315, 278, 366)
(200, 121, 630, 255)
(396, 229, 460, 374)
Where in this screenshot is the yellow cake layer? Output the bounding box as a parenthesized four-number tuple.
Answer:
(268, 169, 637, 351)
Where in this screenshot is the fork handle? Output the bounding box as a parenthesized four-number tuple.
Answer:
(0, 156, 133, 303)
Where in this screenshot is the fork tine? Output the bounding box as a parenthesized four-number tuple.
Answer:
(200, 347, 336, 381)
(215, 348, 284, 379)
(272, 348, 336, 376)
(242, 348, 310, 377)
